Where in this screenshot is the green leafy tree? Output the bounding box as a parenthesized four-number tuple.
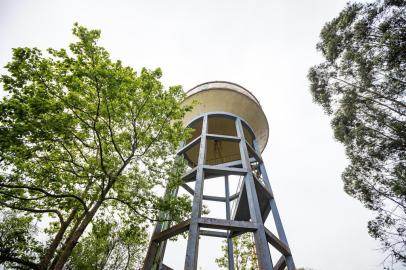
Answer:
(67, 218, 147, 270)
(308, 0, 406, 265)
(215, 233, 258, 270)
(0, 24, 192, 269)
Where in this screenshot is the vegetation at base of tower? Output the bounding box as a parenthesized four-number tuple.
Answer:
(0, 23, 192, 269)
(215, 233, 258, 270)
(215, 233, 312, 270)
(308, 0, 406, 266)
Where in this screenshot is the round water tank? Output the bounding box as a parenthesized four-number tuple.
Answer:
(182, 81, 269, 154)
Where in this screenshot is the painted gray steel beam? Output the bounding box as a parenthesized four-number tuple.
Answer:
(231, 178, 245, 221)
(253, 139, 296, 270)
(213, 157, 256, 168)
(203, 165, 247, 176)
(143, 241, 159, 270)
(225, 175, 235, 270)
(229, 192, 240, 201)
(232, 174, 275, 223)
(184, 114, 208, 270)
(206, 133, 241, 142)
(152, 219, 191, 242)
(177, 136, 201, 155)
(182, 183, 195, 196)
(203, 195, 226, 202)
(199, 230, 228, 238)
(198, 217, 257, 231)
(214, 159, 244, 168)
(273, 256, 287, 270)
(264, 228, 291, 256)
(183, 183, 227, 202)
(183, 165, 247, 182)
(236, 118, 273, 269)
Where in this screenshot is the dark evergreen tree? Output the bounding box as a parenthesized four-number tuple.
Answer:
(308, 0, 406, 265)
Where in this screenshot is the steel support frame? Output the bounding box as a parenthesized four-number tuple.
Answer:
(143, 112, 295, 270)
(225, 175, 235, 270)
(253, 139, 296, 270)
(235, 118, 273, 269)
(184, 114, 208, 269)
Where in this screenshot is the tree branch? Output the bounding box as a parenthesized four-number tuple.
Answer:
(0, 254, 39, 270)
(0, 201, 64, 224)
(104, 197, 171, 222)
(0, 183, 88, 212)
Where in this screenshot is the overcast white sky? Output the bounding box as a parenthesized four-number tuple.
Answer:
(1, 0, 401, 269)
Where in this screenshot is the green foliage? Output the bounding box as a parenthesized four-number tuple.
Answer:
(215, 233, 258, 270)
(0, 23, 192, 269)
(0, 211, 41, 269)
(308, 0, 406, 266)
(68, 218, 147, 270)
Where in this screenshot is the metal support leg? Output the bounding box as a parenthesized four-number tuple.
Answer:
(253, 139, 296, 270)
(236, 119, 273, 269)
(143, 187, 179, 270)
(156, 188, 179, 269)
(225, 175, 235, 270)
(184, 115, 208, 270)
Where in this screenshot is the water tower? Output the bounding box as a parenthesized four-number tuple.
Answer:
(143, 81, 295, 270)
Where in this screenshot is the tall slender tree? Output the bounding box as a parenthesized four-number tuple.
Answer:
(308, 0, 406, 265)
(0, 24, 191, 269)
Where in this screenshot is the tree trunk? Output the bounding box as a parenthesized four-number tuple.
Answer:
(52, 201, 103, 270)
(39, 209, 78, 270)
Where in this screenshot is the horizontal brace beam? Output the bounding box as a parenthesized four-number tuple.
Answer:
(182, 162, 254, 183)
(230, 230, 246, 239)
(199, 230, 228, 238)
(152, 219, 190, 242)
(265, 228, 291, 256)
(203, 195, 226, 202)
(273, 256, 287, 270)
(213, 157, 256, 168)
(183, 184, 226, 202)
(206, 134, 241, 142)
(203, 165, 247, 176)
(177, 136, 201, 155)
(198, 217, 257, 232)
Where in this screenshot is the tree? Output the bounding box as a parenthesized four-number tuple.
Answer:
(308, 0, 406, 265)
(67, 218, 147, 270)
(215, 233, 258, 270)
(0, 23, 192, 269)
